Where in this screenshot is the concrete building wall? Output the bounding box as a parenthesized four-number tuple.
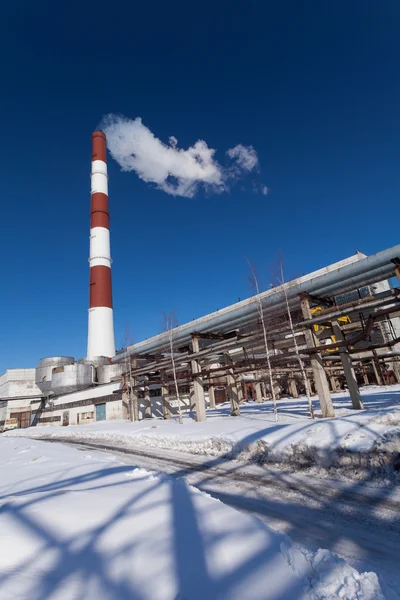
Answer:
(32, 381, 123, 427)
(0, 369, 42, 398)
(0, 369, 43, 431)
(0, 401, 7, 425)
(6, 397, 37, 410)
(106, 398, 125, 420)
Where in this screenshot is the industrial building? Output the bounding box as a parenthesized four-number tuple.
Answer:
(1, 131, 400, 431)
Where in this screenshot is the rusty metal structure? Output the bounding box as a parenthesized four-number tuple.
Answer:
(114, 246, 400, 421)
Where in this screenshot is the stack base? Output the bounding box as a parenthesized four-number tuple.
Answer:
(87, 307, 115, 359)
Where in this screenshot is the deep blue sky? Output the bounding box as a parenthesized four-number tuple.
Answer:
(1, 1, 399, 371)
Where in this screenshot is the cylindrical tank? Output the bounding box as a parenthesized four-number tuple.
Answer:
(35, 357, 74, 395)
(51, 363, 94, 396)
(97, 363, 123, 384)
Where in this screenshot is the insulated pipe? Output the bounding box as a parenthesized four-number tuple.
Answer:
(306, 265, 397, 299)
(113, 245, 400, 363)
(87, 131, 116, 359)
(180, 263, 396, 336)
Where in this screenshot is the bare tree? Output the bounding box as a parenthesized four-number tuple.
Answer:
(247, 260, 278, 422)
(123, 323, 137, 421)
(277, 261, 315, 419)
(164, 312, 183, 425)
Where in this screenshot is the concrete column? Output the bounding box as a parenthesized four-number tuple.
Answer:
(361, 364, 370, 386)
(122, 376, 130, 421)
(301, 297, 335, 418)
(272, 379, 280, 399)
(392, 360, 400, 384)
(208, 384, 216, 409)
(144, 384, 152, 418)
(289, 377, 299, 398)
(331, 321, 363, 410)
(305, 374, 312, 397)
(225, 354, 240, 416)
(191, 336, 207, 422)
(261, 381, 267, 399)
(161, 373, 171, 419)
(371, 357, 382, 385)
(132, 386, 139, 421)
(238, 380, 245, 404)
(127, 357, 139, 422)
(255, 381, 263, 403)
(329, 372, 338, 393)
(381, 359, 389, 385)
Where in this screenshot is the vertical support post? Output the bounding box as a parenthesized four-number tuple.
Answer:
(191, 335, 207, 422)
(301, 296, 335, 418)
(131, 380, 139, 422)
(392, 359, 400, 384)
(329, 372, 338, 393)
(129, 356, 139, 422)
(272, 379, 280, 399)
(144, 384, 152, 418)
(261, 381, 267, 399)
(237, 380, 244, 404)
(331, 321, 363, 409)
(361, 363, 370, 386)
(289, 377, 299, 398)
(161, 373, 171, 419)
(372, 351, 382, 385)
(255, 381, 263, 403)
(208, 384, 216, 409)
(122, 374, 130, 420)
(381, 359, 389, 385)
(225, 354, 240, 416)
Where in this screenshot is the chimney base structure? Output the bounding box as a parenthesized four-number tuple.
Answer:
(87, 131, 116, 359)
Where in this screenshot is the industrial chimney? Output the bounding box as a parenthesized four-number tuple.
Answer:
(87, 131, 116, 359)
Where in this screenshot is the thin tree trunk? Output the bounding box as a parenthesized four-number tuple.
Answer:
(279, 263, 315, 419)
(167, 315, 183, 424)
(127, 350, 134, 421)
(248, 261, 278, 422)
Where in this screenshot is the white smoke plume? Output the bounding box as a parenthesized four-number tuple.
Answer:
(226, 144, 259, 172)
(101, 114, 261, 198)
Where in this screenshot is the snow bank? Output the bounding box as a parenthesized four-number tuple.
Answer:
(7, 386, 400, 478)
(281, 544, 383, 600)
(0, 437, 383, 599)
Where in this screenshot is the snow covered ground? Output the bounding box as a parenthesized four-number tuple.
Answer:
(7, 385, 400, 478)
(0, 437, 384, 599)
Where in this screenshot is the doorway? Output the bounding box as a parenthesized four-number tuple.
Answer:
(95, 403, 106, 421)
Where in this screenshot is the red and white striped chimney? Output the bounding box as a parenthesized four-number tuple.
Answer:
(87, 131, 116, 359)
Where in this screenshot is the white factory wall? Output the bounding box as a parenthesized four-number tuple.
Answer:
(33, 382, 211, 426)
(0, 369, 43, 430)
(0, 402, 7, 424)
(35, 381, 124, 427)
(52, 381, 121, 405)
(0, 369, 42, 398)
